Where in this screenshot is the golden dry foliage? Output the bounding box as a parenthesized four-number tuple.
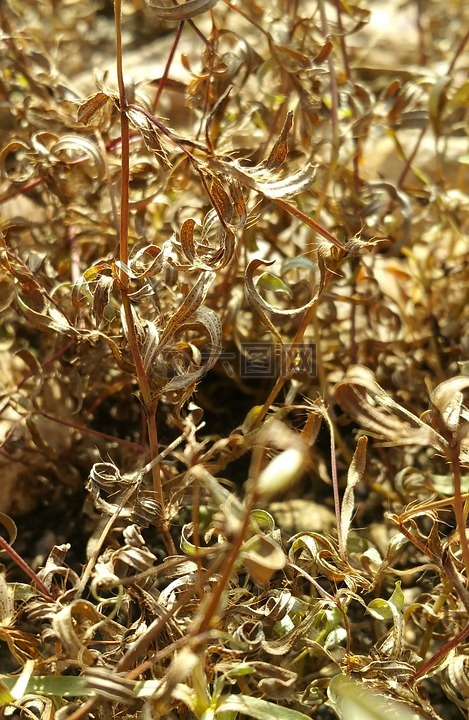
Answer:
(0, 0, 468, 719)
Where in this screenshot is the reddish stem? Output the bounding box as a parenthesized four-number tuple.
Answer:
(152, 21, 184, 113)
(0, 535, 54, 600)
(412, 621, 469, 681)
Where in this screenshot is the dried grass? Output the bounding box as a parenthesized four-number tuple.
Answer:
(0, 1, 468, 718)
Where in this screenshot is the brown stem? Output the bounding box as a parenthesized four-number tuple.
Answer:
(447, 28, 469, 75)
(152, 21, 185, 113)
(114, 0, 130, 283)
(413, 620, 469, 681)
(114, 0, 172, 554)
(248, 373, 288, 431)
(450, 443, 469, 580)
(273, 197, 345, 250)
(120, 293, 172, 552)
(314, 0, 340, 220)
(397, 124, 427, 188)
(190, 447, 264, 636)
(40, 410, 147, 452)
(190, 507, 252, 635)
(0, 535, 54, 600)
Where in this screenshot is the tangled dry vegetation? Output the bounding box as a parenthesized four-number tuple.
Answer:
(0, 0, 469, 718)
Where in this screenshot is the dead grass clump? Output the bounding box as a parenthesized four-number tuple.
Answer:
(0, 1, 468, 719)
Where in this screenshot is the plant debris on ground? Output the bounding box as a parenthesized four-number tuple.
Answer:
(0, 0, 468, 718)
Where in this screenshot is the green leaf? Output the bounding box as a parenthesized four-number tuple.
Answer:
(368, 581, 404, 620)
(280, 257, 318, 274)
(250, 509, 276, 532)
(328, 674, 425, 720)
(324, 627, 347, 650)
(367, 598, 393, 621)
(216, 694, 312, 720)
(388, 581, 405, 611)
(0, 675, 91, 700)
(257, 272, 293, 299)
(0, 674, 170, 703)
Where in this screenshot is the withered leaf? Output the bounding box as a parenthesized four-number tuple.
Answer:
(429, 76, 452, 138)
(208, 153, 317, 201)
(210, 175, 233, 224)
(51, 600, 104, 665)
(161, 305, 222, 393)
(180, 218, 198, 265)
(145, 0, 220, 21)
(430, 375, 469, 438)
(16, 293, 78, 336)
(179, 214, 236, 270)
(126, 107, 171, 170)
(92, 273, 115, 324)
(313, 40, 334, 65)
(156, 270, 215, 352)
(241, 535, 286, 585)
(242, 662, 298, 699)
(50, 134, 106, 180)
(76, 92, 113, 126)
(264, 111, 293, 171)
(255, 161, 317, 198)
(340, 436, 367, 558)
(335, 365, 446, 449)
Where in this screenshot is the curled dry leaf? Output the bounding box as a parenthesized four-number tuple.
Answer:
(155, 270, 215, 352)
(429, 375, 469, 446)
(50, 135, 106, 180)
(241, 534, 286, 585)
(84, 667, 137, 704)
(444, 651, 469, 712)
(145, 0, 220, 21)
(335, 365, 446, 449)
(0, 513, 18, 547)
(179, 213, 236, 270)
(244, 257, 324, 343)
(87, 461, 160, 525)
(340, 436, 367, 559)
(51, 600, 104, 665)
(16, 293, 78, 336)
(126, 106, 172, 170)
(210, 154, 318, 201)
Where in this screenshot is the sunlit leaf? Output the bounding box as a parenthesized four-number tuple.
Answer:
(126, 106, 171, 169)
(264, 111, 293, 170)
(328, 674, 424, 720)
(216, 693, 312, 720)
(156, 271, 215, 352)
(430, 375, 469, 434)
(256, 447, 307, 499)
(16, 293, 78, 335)
(340, 436, 367, 558)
